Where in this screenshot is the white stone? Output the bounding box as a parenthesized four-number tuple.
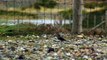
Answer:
(66, 53, 71, 56)
(72, 59, 75, 60)
(83, 55, 89, 59)
(53, 53, 58, 56)
(8, 40, 12, 42)
(43, 45, 47, 48)
(36, 36, 40, 38)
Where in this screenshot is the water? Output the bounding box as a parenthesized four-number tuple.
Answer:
(0, 19, 72, 25)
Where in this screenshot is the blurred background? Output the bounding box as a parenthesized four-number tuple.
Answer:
(0, 0, 107, 36)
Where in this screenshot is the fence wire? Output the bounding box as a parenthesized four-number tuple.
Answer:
(0, 0, 106, 30)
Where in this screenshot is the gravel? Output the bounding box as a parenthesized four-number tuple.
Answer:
(0, 34, 107, 60)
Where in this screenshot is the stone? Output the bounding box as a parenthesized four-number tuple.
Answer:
(0, 35, 107, 60)
(83, 55, 89, 59)
(77, 34, 84, 38)
(66, 53, 71, 56)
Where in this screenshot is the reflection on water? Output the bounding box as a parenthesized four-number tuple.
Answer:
(0, 19, 73, 25)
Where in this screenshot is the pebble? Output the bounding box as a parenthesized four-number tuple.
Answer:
(0, 35, 106, 60)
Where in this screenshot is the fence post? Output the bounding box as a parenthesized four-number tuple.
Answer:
(105, 11, 107, 35)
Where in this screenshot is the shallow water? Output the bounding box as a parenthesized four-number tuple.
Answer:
(0, 19, 73, 25)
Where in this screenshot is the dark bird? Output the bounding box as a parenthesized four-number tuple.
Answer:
(56, 33, 66, 42)
(24, 48, 29, 52)
(0, 45, 4, 50)
(9, 46, 16, 51)
(47, 47, 55, 53)
(17, 55, 25, 60)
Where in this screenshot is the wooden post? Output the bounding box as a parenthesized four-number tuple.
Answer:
(72, 0, 83, 34)
(105, 11, 107, 35)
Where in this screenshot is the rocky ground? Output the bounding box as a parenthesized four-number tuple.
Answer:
(0, 34, 107, 60)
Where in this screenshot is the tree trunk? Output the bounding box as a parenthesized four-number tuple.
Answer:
(105, 11, 107, 35)
(72, 0, 83, 34)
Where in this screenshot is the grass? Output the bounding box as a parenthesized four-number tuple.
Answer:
(0, 10, 38, 19)
(0, 23, 71, 36)
(0, 23, 36, 36)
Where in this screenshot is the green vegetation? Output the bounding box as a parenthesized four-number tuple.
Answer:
(83, 9, 106, 28)
(0, 23, 70, 36)
(59, 8, 107, 28)
(0, 23, 37, 36)
(0, 10, 38, 19)
(33, 0, 57, 9)
(59, 9, 87, 19)
(59, 9, 73, 19)
(84, 2, 107, 8)
(0, 1, 107, 36)
(59, 2, 107, 20)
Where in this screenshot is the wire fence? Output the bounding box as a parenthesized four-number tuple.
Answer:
(0, 0, 107, 30)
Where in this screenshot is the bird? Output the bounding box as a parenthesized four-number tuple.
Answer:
(24, 48, 29, 52)
(56, 33, 66, 42)
(9, 46, 16, 51)
(47, 47, 55, 53)
(0, 45, 4, 50)
(17, 55, 25, 60)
